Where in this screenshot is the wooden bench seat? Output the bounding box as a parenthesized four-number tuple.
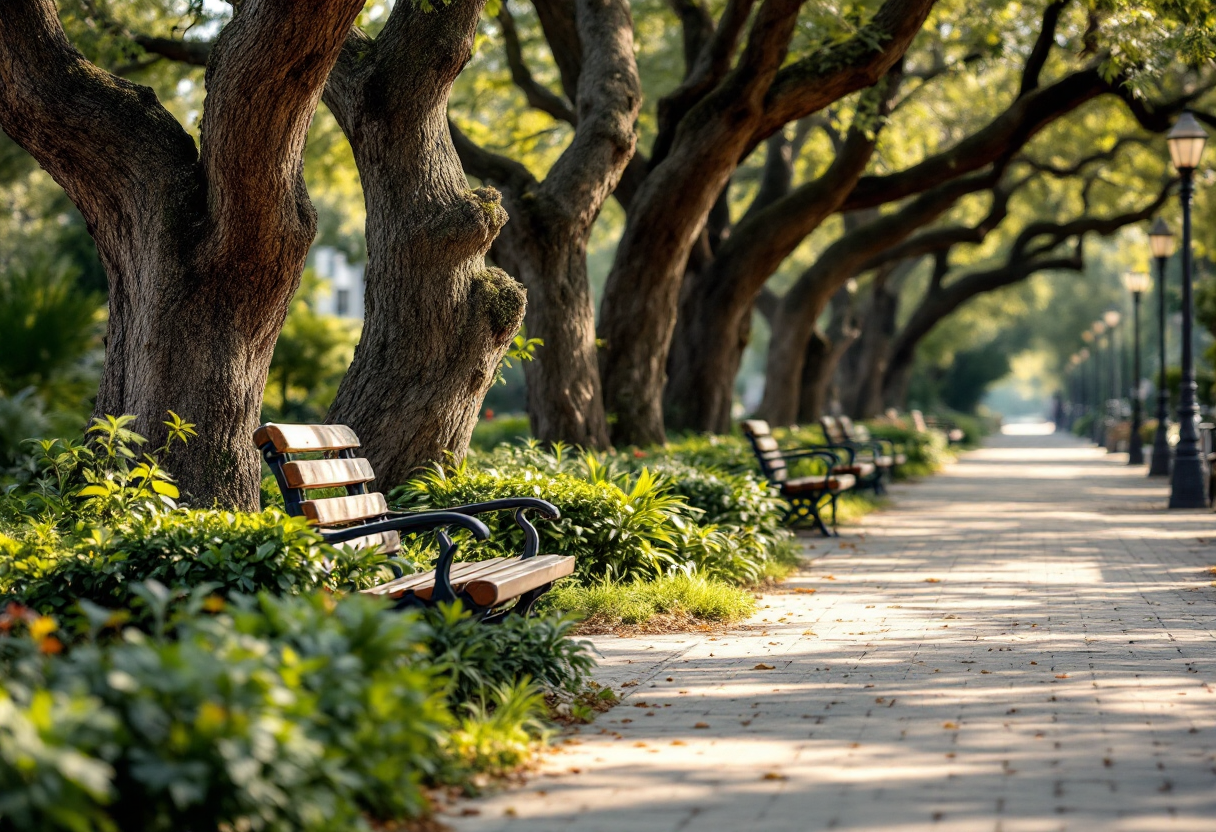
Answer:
(256, 422, 573, 621)
(741, 419, 858, 537)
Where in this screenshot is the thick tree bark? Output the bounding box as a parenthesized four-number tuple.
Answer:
(0, 0, 362, 508)
(456, 0, 641, 449)
(321, 3, 529, 487)
(598, 0, 935, 445)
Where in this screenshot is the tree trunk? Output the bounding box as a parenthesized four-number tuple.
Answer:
(0, 0, 363, 508)
(324, 6, 527, 486)
(664, 274, 753, 434)
(452, 0, 639, 450)
(841, 271, 902, 418)
(882, 353, 915, 410)
(492, 213, 610, 448)
(796, 329, 833, 423)
(756, 302, 819, 427)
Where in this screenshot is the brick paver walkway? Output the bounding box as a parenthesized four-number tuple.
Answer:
(448, 429, 1216, 831)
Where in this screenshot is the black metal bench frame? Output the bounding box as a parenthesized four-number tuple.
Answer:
(741, 424, 854, 537)
(259, 435, 565, 622)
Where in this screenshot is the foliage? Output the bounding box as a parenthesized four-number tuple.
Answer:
(421, 603, 594, 706)
(0, 590, 449, 832)
(262, 271, 360, 424)
(542, 573, 757, 628)
(0, 256, 102, 400)
(396, 441, 795, 586)
(4, 413, 196, 530)
(470, 414, 532, 451)
(0, 509, 393, 636)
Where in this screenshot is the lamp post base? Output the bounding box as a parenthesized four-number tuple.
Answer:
(1128, 432, 1145, 465)
(1168, 451, 1208, 508)
(1148, 427, 1172, 475)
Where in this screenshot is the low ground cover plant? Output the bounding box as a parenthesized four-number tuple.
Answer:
(543, 573, 758, 632)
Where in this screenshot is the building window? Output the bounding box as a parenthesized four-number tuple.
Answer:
(336, 289, 350, 316)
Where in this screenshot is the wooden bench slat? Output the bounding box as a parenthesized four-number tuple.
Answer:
(464, 555, 575, 608)
(754, 436, 780, 452)
(283, 457, 375, 489)
(301, 492, 387, 525)
(254, 423, 361, 454)
(362, 558, 511, 598)
(323, 529, 401, 554)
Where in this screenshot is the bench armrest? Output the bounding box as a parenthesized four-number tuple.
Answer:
(438, 498, 561, 559)
(782, 444, 856, 466)
(322, 511, 492, 545)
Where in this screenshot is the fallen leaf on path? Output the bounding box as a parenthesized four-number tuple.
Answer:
(794, 588, 816, 594)
(1055, 674, 1069, 679)
(694, 722, 710, 729)
(942, 722, 959, 730)
(671, 740, 686, 746)
(924, 578, 940, 583)
(762, 772, 787, 780)
(754, 663, 775, 670)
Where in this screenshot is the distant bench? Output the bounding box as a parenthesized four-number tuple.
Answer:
(256, 422, 573, 621)
(821, 415, 906, 493)
(741, 419, 861, 537)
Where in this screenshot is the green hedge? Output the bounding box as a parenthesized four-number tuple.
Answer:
(394, 442, 795, 586)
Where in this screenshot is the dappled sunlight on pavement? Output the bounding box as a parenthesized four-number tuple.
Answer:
(447, 431, 1216, 832)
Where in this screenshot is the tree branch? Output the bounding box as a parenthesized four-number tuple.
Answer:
(0, 0, 198, 229)
(532, 0, 641, 224)
(450, 120, 539, 195)
(1018, 0, 1068, 98)
(532, 0, 583, 103)
(651, 0, 758, 166)
(198, 0, 365, 246)
(753, 0, 934, 143)
(498, 3, 576, 125)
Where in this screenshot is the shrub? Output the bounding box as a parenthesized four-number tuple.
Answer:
(393, 463, 691, 582)
(543, 573, 757, 629)
(0, 590, 449, 832)
(421, 603, 594, 705)
(0, 589, 593, 831)
(395, 443, 795, 586)
(0, 508, 393, 632)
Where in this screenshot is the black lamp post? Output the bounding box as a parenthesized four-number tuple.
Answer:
(1090, 321, 1107, 445)
(1124, 271, 1151, 464)
(1084, 345, 1094, 428)
(1083, 327, 1099, 443)
(1167, 111, 1208, 508)
(1104, 310, 1122, 453)
(1148, 218, 1175, 477)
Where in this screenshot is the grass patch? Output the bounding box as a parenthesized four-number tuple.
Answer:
(544, 573, 757, 634)
(835, 491, 887, 525)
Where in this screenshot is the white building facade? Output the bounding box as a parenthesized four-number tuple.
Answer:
(311, 246, 366, 320)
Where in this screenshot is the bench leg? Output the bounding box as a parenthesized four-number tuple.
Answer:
(480, 582, 554, 624)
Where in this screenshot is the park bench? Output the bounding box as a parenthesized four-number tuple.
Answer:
(911, 409, 965, 444)
(255, 422, 574, 621)
(740, 419, 860, 536)
(820, 416, 904, 493)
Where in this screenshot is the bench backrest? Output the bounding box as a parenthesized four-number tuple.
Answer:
(820, 415, 848, 444)
(740, 419, 790, 483)
(837, 415, 871, 442)
(255, 422, 401, 553)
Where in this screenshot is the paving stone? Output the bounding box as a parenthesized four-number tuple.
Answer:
(444, 429, 1216, 831)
